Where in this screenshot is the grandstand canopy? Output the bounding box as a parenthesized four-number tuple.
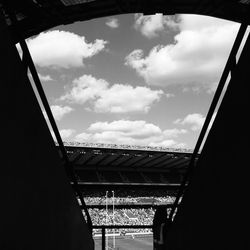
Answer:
(1, 0, 250, 42)
(65, 143, 194, 172)
(63, 143, 197, 189)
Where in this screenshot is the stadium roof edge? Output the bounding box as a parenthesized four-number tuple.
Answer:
(1, 0, 250, 42)
(61, 142, 198, 174)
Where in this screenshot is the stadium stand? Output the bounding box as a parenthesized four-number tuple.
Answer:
(100, 171, 123, 183)
(89, 208, 155, 226)
(63, 143, 194, 197)
(76, 170, 99, 182)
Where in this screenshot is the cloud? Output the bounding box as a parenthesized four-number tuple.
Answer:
(26, 30, 107, 68)
(60, 129, 75, 140)
(163, 128, 187, 137)
(94, 84, 163, 113)
(165, 93, 175, 98)
(106, 17, 119, 28)
(88, 120, 162, 138)
(44, 105, 73, 121)
(174, 113, 205, 131)
(38, 73, 53, 81)
(148, 140, 177, 147)
(134, 14, 178, 38)
(61, 75, 108, 104)
(126, 15, 240, 91)
(60, 74, 164, 113)
(28, 72, 53, 82)
(74, 120, 187, 147)
(50, 128, 75, 141)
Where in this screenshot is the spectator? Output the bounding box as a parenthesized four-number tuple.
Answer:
(153, 207, 171, 250)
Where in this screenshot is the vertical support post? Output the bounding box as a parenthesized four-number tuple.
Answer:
(0, 11, 94, 250)
(102, 227, 106, 250)
(21, 46, 29, 74)
(168, 22, 248, 221)
(6, 9, 93, 233)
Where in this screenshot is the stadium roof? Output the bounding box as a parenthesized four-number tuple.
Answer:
(62, 142, 196, 189)
(64, 142, 196, 172)
(1, 0, 250, 42)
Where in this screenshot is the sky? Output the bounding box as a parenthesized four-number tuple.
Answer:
(25, 13, 241, 149)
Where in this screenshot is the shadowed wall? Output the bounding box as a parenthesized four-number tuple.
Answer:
(0, 14, 93, 250)
(166, 32, 250, 249)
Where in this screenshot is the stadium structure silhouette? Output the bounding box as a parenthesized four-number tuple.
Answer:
(1, 1, 250, 249)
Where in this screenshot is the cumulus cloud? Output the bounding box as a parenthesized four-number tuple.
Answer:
(74, 120, 187, 147)
(38, 73, 53, 81)
(106, 17, 119, 28)
(94, 84, 163, 113)
(43, 105, 73, 121)
(163, 128, 187, 137)
(148, 140, 177, 147)
(60, 129, 75, 140)
(127, 15, 240, 91)
(134, 14, 178, 38)
(174, 113, 205, 131)
(60, 74, 164, 113)
(61, 75, 108, 104)
(28, 72, 53, 82)
(26, 30, 107, 68)
(88, 120, 162, 138)
(50, 129, 75, 141)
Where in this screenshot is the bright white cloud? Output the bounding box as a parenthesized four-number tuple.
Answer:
(174, 113, 205, 131)
(94, 84, 163, 113)
(148, 140, 177, 147)
(38, 73, 53, 81)
(60, 74, 163, 113)
(50, 129, 75, 141)
(163, 128, 187, 137)
(106, 17, 119, 28)
(61, 75, 108, 104)
(26, 30, 107, 68)
(134, 14, 178, 38)
(74, 120, 186, 147)
(60, 129, 75, 140)
(88, 120, 162, 138)
(48, 105, 73, 121)
(127, 15, 240, 91)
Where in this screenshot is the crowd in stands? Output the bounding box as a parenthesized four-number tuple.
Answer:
(60, 140, 182, 234)
(84, 196, 175, 205)
(90, 208, 155, 226)
(82, 189, 177, 199)
(62, 141, 193, 153)
(81, 192, 174, 233)
(89, 208, 157, 234)
(62, 140, 182, 233)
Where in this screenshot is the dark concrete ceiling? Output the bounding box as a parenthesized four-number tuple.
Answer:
(1, 0, 250, 41)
